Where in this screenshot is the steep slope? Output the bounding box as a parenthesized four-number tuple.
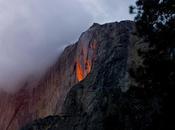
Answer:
(21, 21, 137, 130)
(0, 22, 97, 130)
(21, 21, 175, 130)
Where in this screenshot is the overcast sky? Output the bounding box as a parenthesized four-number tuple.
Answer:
(0, 0, 135, 91)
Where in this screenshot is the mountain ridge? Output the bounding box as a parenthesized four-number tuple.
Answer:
(20, 20, 138, 130)
(0, 20, 135, 130)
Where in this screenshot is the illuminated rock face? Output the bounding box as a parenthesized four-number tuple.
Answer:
(76, 62, 84, 81)
(75, 32, 97, 81)
(0, 22, 98, 130)
(21, 21, 137, 130)
(0, 21, 135, 130)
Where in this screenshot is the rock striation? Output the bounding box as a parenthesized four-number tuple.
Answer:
(21, 21, 141, 130)
(21, 20, 175, 130)
(0, 20, 98, 130)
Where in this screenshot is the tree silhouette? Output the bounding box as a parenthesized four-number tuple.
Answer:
(130, 0, 175, 129)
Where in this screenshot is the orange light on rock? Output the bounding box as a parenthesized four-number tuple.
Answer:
(76, 62, 84, 81)
(86, 60, 91, 74)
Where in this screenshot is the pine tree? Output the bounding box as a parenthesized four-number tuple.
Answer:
(130, 0, 175, 129)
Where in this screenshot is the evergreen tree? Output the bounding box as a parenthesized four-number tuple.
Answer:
(130, 0, 175, 129)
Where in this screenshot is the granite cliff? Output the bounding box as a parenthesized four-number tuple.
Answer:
(22, 20, 175, 130)
(20, 21, 143, 130)
(0, 20, 98, 130)
(2, 20, 161, 130)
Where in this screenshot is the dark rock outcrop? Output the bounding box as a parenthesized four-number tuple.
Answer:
(21, 21, 147, 130)
(20, 19, 175, 130)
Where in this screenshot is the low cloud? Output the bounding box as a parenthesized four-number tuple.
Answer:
(0, 0, 134, 92)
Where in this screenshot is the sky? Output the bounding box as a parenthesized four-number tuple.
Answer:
(0, 0, 135, 92)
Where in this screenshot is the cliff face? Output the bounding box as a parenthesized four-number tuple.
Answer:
(21, 20, 175, 130)
(21, 21, 139, 130)
(1, 20, 144, 130)
(0, 22, 98, 130)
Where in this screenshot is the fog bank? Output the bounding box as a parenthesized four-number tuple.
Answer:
(0, 0, 134, 91)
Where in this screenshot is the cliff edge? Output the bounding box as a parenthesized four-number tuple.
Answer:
(21, 21, 143, 130)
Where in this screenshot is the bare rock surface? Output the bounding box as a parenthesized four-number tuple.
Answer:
(21, 21, 143, 130)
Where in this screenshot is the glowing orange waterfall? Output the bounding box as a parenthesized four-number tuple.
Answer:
(76, 59, 92, 82)
(76, 62, 84, 81)
(76, 41, 96, 82)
